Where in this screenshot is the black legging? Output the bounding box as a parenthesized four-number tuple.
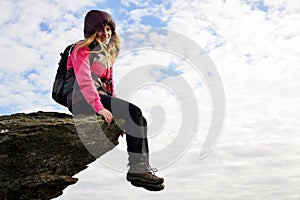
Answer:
(71, 94, 149, 166)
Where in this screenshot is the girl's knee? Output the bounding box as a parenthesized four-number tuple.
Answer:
(129, 103, 142, 116)
(129, 104, 147, 125)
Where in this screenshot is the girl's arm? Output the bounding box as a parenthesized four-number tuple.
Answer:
(71, 46, 104, 112)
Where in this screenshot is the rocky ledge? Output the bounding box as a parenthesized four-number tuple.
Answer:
(0, 111, 124, 200)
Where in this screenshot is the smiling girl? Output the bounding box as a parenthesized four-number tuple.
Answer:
(66, 10, 165, 191)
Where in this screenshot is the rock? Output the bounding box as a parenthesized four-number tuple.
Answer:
(0, 111, 124, 200)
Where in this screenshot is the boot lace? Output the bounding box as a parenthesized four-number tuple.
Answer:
(149, 166, 158, 174)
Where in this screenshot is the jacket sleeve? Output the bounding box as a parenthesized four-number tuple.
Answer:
(71, 46, 104, 112)
(109, 66, 116, 97)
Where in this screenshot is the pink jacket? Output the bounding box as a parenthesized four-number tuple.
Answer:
(67, 44, 115, 113)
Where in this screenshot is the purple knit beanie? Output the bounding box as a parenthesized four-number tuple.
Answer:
(83, 10, 116, 38)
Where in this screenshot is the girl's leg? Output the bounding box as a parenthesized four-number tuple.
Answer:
(99, 94, 149, 165)
(72, 94, 164, 191)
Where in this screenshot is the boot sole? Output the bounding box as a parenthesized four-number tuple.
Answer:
(130, 180, 165, 191)
(126, 176, 164, 185)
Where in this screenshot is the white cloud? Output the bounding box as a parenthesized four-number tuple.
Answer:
(0, 1, 14, 25)
(120, 0, 151, 8)
(1, 0, 300, 199)
(0, 0, 106, 114)
(57, 0, 300, 199)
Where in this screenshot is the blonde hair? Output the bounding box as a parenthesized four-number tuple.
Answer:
(74, 31, 121, 66)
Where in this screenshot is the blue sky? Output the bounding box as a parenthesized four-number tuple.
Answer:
(1, 0, 300, 199)
(0, 0, 174, 115)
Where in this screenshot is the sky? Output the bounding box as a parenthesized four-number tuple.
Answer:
(1, 0, 300, 199)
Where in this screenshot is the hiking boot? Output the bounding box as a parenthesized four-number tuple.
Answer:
(126, 163, 165, 191)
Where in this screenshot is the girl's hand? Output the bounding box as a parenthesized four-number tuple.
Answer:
(97, 108, 113, 124)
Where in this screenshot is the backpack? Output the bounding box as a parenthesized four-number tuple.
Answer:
(52, 42, 114, 108)
(52, 43, 76, 107)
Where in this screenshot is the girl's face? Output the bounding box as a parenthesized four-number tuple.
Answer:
(97, 25, 112, 45)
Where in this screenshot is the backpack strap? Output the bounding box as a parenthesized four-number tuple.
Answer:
(68, 44, 76, 56)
